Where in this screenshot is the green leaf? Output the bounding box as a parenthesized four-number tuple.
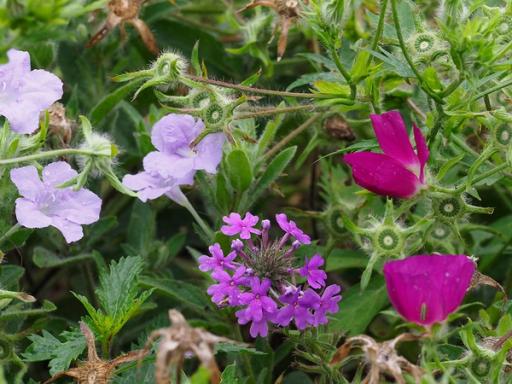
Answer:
(252, 146, 297, 200)
(139, 276, 214, 316)
(74, 256, 153, 343)
(226, 149, 253, 192)
(216, 343, 267, 356)
(326, 249, 368, 271)
(127, 201, 156, 257)
(329, 277, 389, 335)
(220, 363, 240, 383)
(22, 328, 86, 375)
(436, 153, 465, 181)
(89, 80, 143, 125)
(32, 247, 93, 268)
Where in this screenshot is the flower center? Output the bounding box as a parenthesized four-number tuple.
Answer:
(435, 196, 462, 219)
(496, 125, 511, 146)
(376, 228, 400, 252)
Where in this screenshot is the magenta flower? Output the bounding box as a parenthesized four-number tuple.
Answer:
(198, 243, 236, 272)
(207, 266, 247, 305)
(10, 162, 102, 243)
(0, 49, 63, 134)
(221, 212, 261, 239)
(383, 254, 476, 325)
(123, 114, 225, 203)
(299, 254, 327, 289)
(303, 285, 342, 325)
(343, 111, 429, 199)
(276, 213, 311, 244)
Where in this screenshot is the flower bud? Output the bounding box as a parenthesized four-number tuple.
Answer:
(151, 52, 188, 82)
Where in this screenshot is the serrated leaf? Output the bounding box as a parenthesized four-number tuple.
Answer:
(22, 328, 86, 375)
(220, 363, 240, 383)
(216, 343, 267, 355)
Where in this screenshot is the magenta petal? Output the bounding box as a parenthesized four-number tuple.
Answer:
(343, 152, 422, 198)
(413, 124, 429, 183)
(384, 255, 475, 325)
(370, 111, 420, 175)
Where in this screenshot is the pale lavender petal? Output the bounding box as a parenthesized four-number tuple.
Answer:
(15, 198, 52, 228)
(143, 151, 195, 179)
(343, 152, 422, 198)
(0, 104, 41, 134)
(370, 111, 420, 175)
(54, 190, 102, 225)
(1, 49, 30, 85)
(19, 69, 63, 110)
(51, 217, 84, 243)
(42, 161, 77, 186)
(413, 124, 429, 183)
(10, 166, 44, 200)
(151, 114, 201, 153)
(194, 132, 225, 173)
(166, 186, 189, 206)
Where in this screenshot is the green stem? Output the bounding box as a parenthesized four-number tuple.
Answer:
(427, 102, 446, 145)
(329, 45, 356, 99)
(234, 104, 327, 120)
(390, 0, 443, 103)
(234, 325, 256, 384)
(0, 148, 105, 166)
(264, 114, 321, 159)
(0, 223, 21, 247)
(455, 162, 509, 192)
(370, 0, 388, 52)
(489, 39, 512, 65)
(471, 77, 512, 102)
(184, 74, 330, 99)
(180, 196, 215, 241)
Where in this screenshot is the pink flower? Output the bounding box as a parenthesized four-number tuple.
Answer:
(197, 243, 236, 272)
(343, 111, 429, 199)
(221, 212, 261, 239)
(383, 254, 475, 325)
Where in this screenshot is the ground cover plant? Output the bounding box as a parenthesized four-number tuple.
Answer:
(0, 0, 512, 382)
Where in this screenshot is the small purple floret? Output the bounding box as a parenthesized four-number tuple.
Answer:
(221, 212, 261, 239)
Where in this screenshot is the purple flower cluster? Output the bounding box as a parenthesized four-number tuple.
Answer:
(199, 212, 341, 338)
(123, 113, 225, 204)
(10, 161, 102, 243)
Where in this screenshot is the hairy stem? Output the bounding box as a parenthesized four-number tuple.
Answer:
(264, 114, 321, 159)
(0, 148, 106, 166)
(184, 74, 329, 99)
(235, 104, 326, 120)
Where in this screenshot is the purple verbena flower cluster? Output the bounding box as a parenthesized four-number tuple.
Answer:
(199, 212, 341, 338)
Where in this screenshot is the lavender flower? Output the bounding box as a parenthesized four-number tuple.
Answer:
(0, 49, 63, 134)
(221, 212, 261, 239)
(299, 254, 327, 289)
(123, 114, 225, 203)
(276, 213, 311, 244)
(200, 212, 341, 337)
(10, 162, 101, 243)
